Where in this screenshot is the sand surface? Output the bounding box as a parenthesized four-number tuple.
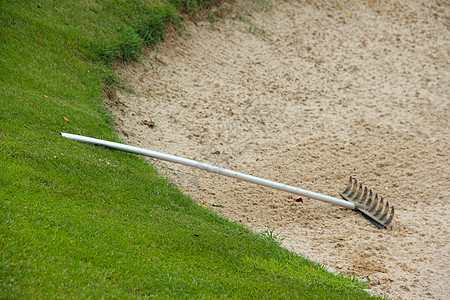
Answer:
(107, 0, 449, 298)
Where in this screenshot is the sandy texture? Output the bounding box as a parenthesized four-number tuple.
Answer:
(107, 0, 449, 298)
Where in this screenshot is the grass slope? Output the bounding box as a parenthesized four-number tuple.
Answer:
(0, 0, 378, 298)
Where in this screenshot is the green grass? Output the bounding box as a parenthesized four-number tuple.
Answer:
(1, 0, 378, 298)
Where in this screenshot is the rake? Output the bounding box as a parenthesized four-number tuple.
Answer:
(61, 133, 394, 229)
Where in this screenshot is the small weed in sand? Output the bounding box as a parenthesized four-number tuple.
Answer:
(339, 273, 371, 290)
(207, 12, 219, 29)
(263, 227, 286, 246)
(255, 0, 273, 11)
(234, 13, 273, 42)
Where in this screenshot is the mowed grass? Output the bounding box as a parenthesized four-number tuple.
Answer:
(1, 1, 378, 298)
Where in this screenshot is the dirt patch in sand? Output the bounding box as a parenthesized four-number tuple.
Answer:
(107, 0, 449, 298)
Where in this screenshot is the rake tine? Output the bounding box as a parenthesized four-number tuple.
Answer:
(341, 176, 353, 196)
(340, 176, 354, 200)
(342, 176, 356, 196)
(378, 200, 391, 220)
(368, 193, 380, 213)
(345, 178, 358, 199)
(379, 202, 394, 224)
(363, 190, 373, 210)
(384, 206, 395, 226)
(357, 186, 368, 204)
(373, 197, 385, 216)
(340, 176, 354, 199)
(340, 177, 395, 229)
(351, 184, 364, 202)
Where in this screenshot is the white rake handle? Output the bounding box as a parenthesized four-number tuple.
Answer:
(61, 133, 356, 210)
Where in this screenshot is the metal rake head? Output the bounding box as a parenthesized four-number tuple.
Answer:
(340, 176, 394, 229)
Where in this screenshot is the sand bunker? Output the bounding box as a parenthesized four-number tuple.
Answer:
(108, 0, 449, 298)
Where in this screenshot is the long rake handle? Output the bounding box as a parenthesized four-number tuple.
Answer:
(61, 133, 356, 210)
